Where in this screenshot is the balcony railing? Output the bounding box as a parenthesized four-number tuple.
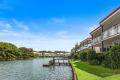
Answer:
(118, 24, 120, 33)
(91, 24, 120, 46)
(92, 36, 101, 45)
(103, 30, 109, 39)
(80, 44, 91, 50)
(102, 24, 120, 40)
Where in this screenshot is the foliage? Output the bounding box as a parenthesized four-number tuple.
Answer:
(103, 44, 120, 69)
(95, 53, 105, 65)
(19, 47, 35, 58)
(87, 49, 99, 65)
(87, 49, 105, 65)
(70, 43, 80, 59)
(79, 51, 87, 61)
(79, 49, 105, 65)
(0, 42, 38, 60)
(73, 53, 79, 60)
(0, 42, 17, 50)
(71, 43, 120, 69)
(70, 48, 76, 58)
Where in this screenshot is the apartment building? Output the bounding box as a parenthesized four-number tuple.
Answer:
(79, 37, 92, 51)
(90, 6, 120, 53)
(90, 26, 102, 53)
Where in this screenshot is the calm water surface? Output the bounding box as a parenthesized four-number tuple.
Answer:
(0, 58, 72, 80)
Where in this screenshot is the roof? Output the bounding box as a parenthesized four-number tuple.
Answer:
(100, 6, 120, 24)
(90, 6, 120, 35)
(80, 37, 92, 43)
(90, 26, 101, 35)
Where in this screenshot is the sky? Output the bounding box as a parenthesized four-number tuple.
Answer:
(0, 0, 120, 51)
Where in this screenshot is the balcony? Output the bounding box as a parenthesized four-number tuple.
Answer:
(103, 30, 109, 40)
(92, 36, 101, 45)
(80, 44, 91, 50)
(91, 24, 120, 45)
(102, 24, 120, 40)
(118, 24, 120, 33)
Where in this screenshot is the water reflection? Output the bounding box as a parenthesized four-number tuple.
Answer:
(0, 58, 72, 80)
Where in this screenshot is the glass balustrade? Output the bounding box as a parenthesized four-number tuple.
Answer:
(91, 24, 120, 46)
(92, 36, 101, 45)
(118, 24, 120, 33)
(103, 25, 118, 39)
(103, 31, 109, 39)
(79, 43, 91, 50)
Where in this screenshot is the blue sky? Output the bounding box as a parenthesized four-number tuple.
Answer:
(0, 0, 120, 51)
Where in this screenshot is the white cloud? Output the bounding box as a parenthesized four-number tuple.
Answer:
(0, 18, 29, 31)
(0, 21, 12, 29)
(0, 29, 80, 51)
(0, 29, 21, 37)
(0, 18, 84, 51)
(12, 19, 29, 31)
(56, 31, 68, 39)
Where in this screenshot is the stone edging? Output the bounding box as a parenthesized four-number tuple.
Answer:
(69, 61, 78, 80)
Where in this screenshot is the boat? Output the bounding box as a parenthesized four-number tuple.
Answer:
(43, 64, 50, 67)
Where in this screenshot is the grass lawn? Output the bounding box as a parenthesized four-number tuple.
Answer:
(71, 60, 120, 80)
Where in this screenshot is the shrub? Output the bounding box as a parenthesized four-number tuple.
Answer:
(87, 49, 105, 65)
(96, 53, 105, 65)
(103, 44, 120, 69)
(87, 49, 97, 64)
(73, 53, 79, 60)
(80, 51, 87, 61)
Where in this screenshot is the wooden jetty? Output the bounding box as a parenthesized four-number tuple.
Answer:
(43, 57, 69, 67)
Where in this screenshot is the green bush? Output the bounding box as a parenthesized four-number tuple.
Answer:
(87, 49, 97, 64)
(96, 53, 105, 65)
(80, 51, 87, 61)
(78, 44, 120, 69)
(103, 44, 120, 69)
(73, 53, 79, 60)
(87, 49, 105, 65)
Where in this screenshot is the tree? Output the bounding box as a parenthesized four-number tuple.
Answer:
(0, 42, 19, 60)
(0, 42, 36, 60)
(19, 47, 34, 58)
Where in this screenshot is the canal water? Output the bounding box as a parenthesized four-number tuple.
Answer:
(0, 58, 72, 80)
